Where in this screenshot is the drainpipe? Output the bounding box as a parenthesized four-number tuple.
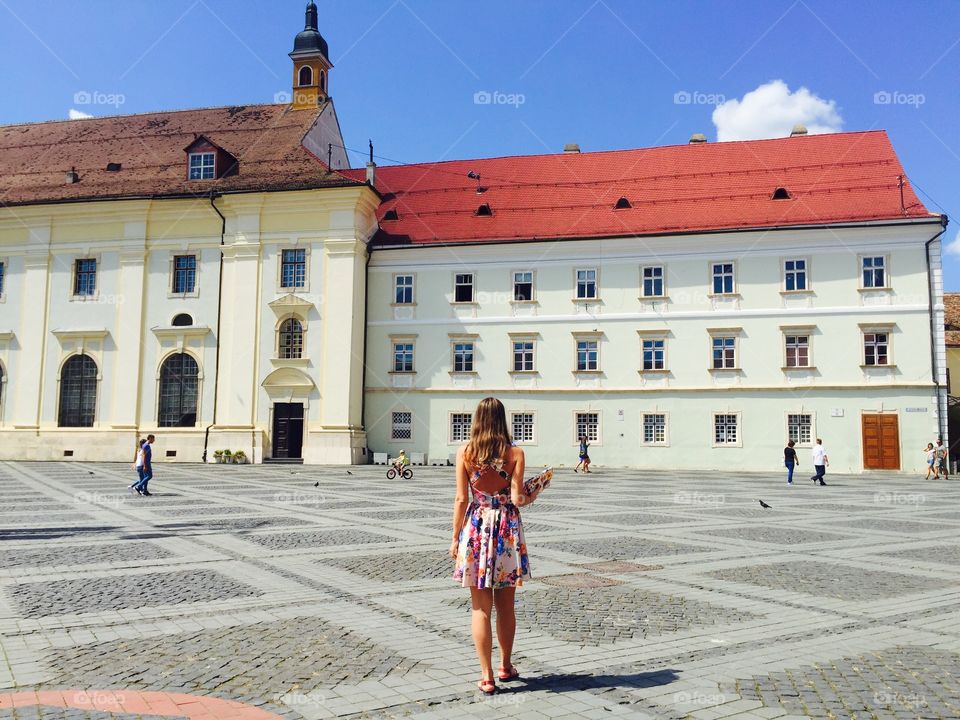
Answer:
(360, 240, 372, 463)
(202, 191, 226, 462)
(925, 214, 950, 447)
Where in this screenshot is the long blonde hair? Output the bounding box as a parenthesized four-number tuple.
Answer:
(463, 397, 512, 468)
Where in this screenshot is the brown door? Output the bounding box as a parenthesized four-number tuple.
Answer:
(862, 413, 900, 469)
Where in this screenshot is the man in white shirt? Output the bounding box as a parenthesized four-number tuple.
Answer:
(811, 438, 828, 486)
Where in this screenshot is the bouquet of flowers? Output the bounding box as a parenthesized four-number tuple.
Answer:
(523, 467, 553, 497)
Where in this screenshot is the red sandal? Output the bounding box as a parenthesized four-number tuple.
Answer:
(477, 678, 497, 694)
(497, 665, 520, 681)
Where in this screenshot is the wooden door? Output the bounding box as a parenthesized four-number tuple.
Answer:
(862, 413, 900, 470)
(272, 403, 304, 459)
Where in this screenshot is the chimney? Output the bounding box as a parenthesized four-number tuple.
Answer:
(65, 167, 80, 183)
(563, 143, 581, 154)
(689, 133, 707, 144)
(790, 124, 808, 137)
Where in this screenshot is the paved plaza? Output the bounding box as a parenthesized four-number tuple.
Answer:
(0, 462, 958, 719)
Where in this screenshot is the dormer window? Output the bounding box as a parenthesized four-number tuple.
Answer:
(189, 152, 215, 180)
(298, 65, 313, 87)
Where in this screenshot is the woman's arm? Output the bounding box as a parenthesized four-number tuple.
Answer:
(449, 446, 470, 557)
(510, 446, 538, 507)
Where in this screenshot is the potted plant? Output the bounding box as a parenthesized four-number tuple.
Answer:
(222, 449, 233, 464)
(234, 450, 247, 464)
(213, 450, 224, 464)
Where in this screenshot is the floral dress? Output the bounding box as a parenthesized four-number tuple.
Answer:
(453, 462, 531, 589)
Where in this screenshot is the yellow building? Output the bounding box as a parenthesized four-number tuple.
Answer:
(0, 2, 379, 463)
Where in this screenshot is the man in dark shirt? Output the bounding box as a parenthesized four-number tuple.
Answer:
(784, 440, 798, 485)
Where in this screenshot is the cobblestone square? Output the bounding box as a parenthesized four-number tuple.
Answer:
(1, 461, 959, 719)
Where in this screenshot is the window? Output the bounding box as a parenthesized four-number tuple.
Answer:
(575, 412, 600, 443)
(279, 318, 304, 359)
(281, 249, 306, 289)
(787, 413, 812, 445)
(450, 412, 472, 443)
(512, 340, 535, 372)
(74, 258, 97, 297)
(712, 263, 735, 294)
(862, 256, 886, 288)
(512, 413, 535, 443)
(513, 271, 533, 301)
(712, 336, 737, 369)
(454, 273, 474, 303)
(58, 354, 98, 427)
(784, 259, 807, 291)
(394, 275, 414, 304)
(576, 339, 599, 371)
(642, 338, 665, 371)
(391, 411, 412, 440)
(393, 342, 414, 372)
(158, 353, 199, 427)
(171, 313, 193, 327)
(785, 335, 809, 368)
(576, 269, 597, 299)
(172, 255, 197, 294)
(319, 70, 326, 91)
(642, 413, 667, 445)
(714, 413, 738, 445)
(452, 341, 474, 372)
(188, 152, 215, 180)
(0, 261, 5, 297)
(298, 65, 313, 87)
(641, 266, 664, 297)
(864, 332, 889, 366)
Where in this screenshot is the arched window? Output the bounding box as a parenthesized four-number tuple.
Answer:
(59, 354, 98, 427)
(158, 353, 199, 427)
(298, 65, 313, 87)
(279, 318, 304, 359)
(319, 70, 326, 91)
(172, 313, 193, 327)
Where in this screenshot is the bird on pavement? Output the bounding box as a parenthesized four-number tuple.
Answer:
(758, 500, 772, 509)
(313, 481, 319, 487)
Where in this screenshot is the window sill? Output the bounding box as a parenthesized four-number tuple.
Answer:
(572, 297, 602, 303)
(279, 287, 309, 294)
(779, 290, 813, 295)
(168, 292, 200, 300)
(451, 301, 478, 306)
(707, 293, 742, 299)
(271, 357, 310, 366)
(573, 369, 602, 374)
(390, 302, 417, 308)
(449, 371, 478, 376)
(70, 295, 100, 302)
(638, 369, 670, 374)
(508, 370, 539, 376)
(711, 443, 743, 448)
(638, 296, 668, 302)
(388, 370, 417, 375)
(782, 365, 816, 371)
(858, 287, 892, 293)
(510, 299, 538, 305)
(861, 364, 897, 369)
(708, 367, 742, 373)
(640, 442, 670, 447)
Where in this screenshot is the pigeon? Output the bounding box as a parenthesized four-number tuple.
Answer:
(758, 500, 772, 509)
(88, 471, 95, 475)
(313, 482, 319, 488)
(346, 471, 353, 475)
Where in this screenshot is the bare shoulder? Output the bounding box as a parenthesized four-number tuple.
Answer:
(509, 445, 525, 462)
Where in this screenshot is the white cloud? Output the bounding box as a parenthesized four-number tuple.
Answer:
(712, 80, 843, 142)
(68, 108, 93, 119)
(945, 232, 960, 256)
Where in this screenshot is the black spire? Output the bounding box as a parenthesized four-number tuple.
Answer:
(290, 1, 329, 60)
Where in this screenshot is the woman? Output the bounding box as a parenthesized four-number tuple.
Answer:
(574, 435, 591, 473)
(924, 442, 938, 479)
(784, 440, 798, 485)
(451, 397, 541, 695)
(128, 439, 146, 494)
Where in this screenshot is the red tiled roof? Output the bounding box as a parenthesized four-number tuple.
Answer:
(945, 293, 960, 347)
(0, 103, 359, 206)
(342, 130, 935, 247)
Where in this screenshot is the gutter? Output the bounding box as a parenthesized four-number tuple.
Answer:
(201, 191, 227, 463)
(924, 214, 950, 445)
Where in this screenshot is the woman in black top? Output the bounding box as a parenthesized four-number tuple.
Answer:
(784, 440, 798, 485)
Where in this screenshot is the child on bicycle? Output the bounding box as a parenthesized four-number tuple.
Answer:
(392, 449, 411, 474)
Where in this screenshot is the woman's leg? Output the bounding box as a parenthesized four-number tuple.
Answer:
(469, 588, 494, 681)
(493, 587, 517, 670)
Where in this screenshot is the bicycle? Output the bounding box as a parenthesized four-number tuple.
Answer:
(386, 465, 413, 480)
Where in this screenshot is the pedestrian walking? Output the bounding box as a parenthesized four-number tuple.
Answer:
(935, 439, 949, 480)
(451, 397, 542, 695)
(924, 443, 938, 480)
(811, 438, 828, 486)
(128, 439, 146, 494)
(133, 434, 156, 496)
(574, 435, 591, 473)
(784, 440, 798, 485)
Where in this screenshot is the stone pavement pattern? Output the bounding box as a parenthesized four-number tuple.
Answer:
(0, 461, 958, 719)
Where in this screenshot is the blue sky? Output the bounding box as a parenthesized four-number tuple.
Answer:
(2, 0, 958, 286)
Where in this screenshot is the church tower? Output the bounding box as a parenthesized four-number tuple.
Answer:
(289, 1, 332, 110)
